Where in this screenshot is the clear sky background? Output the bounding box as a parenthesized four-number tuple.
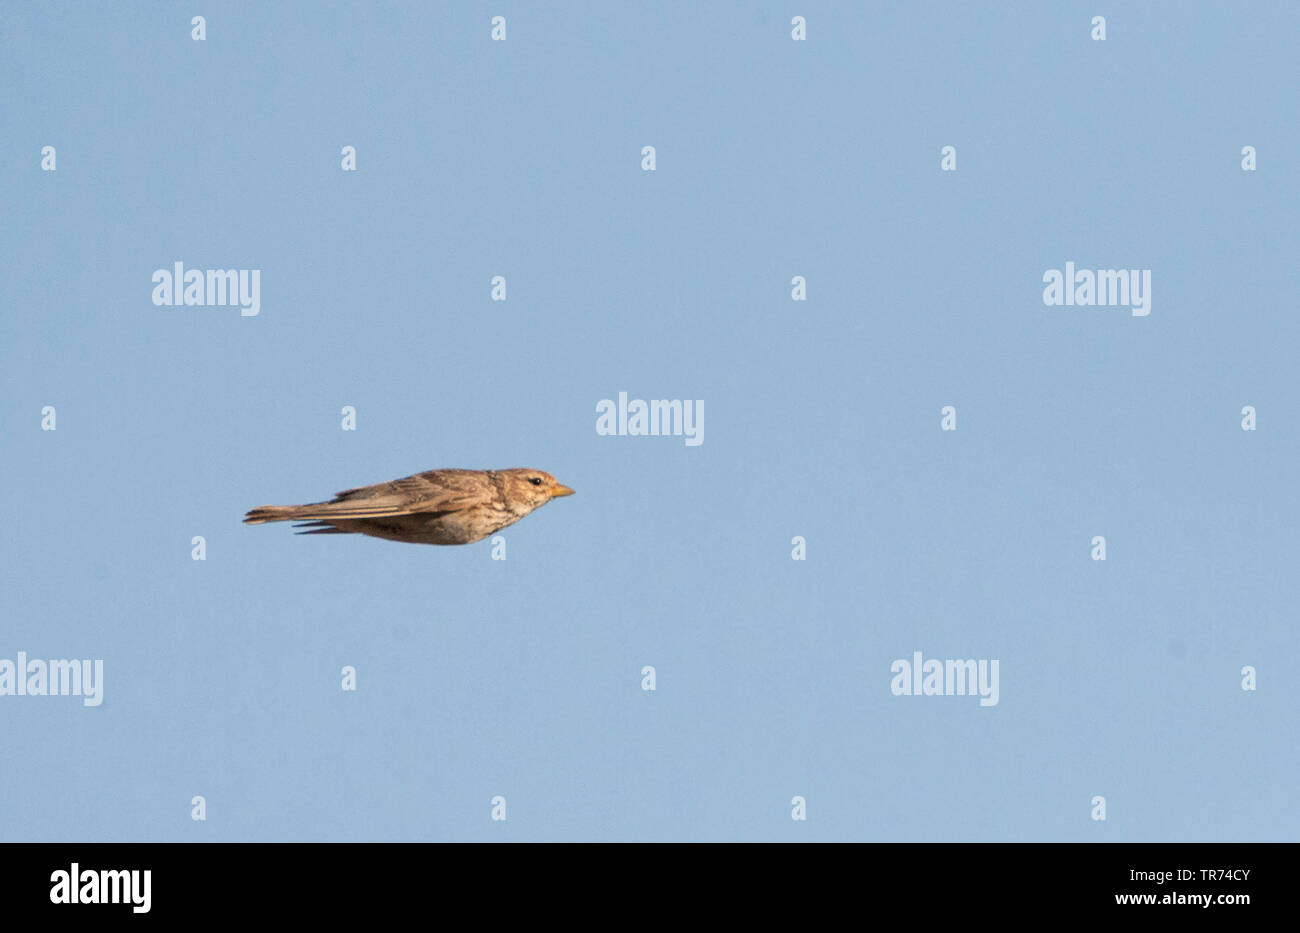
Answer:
(2, 2, 1297, 841)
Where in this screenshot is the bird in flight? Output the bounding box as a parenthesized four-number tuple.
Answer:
(244, 467, 575, 545)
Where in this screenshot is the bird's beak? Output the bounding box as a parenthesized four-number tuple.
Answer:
(551, 484, 575, 498)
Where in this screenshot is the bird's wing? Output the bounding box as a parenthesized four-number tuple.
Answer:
(245, 469, 493, 525)
(329, 469, 493, 514)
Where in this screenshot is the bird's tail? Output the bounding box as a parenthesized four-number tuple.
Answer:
(243, 504, 307, 524)
(244, 499, 407, 524)
(243, 506, 355, 535)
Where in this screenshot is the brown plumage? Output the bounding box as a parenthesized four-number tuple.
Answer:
(244, 468, 575, 545)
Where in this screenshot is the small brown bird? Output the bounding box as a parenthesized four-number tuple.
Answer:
(244, 467, 575, 545)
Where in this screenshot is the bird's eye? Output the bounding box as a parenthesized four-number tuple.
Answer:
(529, 477, 543, 486)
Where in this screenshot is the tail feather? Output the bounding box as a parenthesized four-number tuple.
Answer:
(244, 501, 406, 524)
(244, 508, 355, 534)
(244, 505, 303, 524)
(292, 520, 354, 535)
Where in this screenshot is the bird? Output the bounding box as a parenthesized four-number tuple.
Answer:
(244, 467, 574, 546)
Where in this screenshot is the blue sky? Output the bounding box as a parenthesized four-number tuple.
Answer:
(2, 1, 1297, 841)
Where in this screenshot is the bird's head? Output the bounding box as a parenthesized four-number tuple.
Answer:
(500, 469, 575, 511)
